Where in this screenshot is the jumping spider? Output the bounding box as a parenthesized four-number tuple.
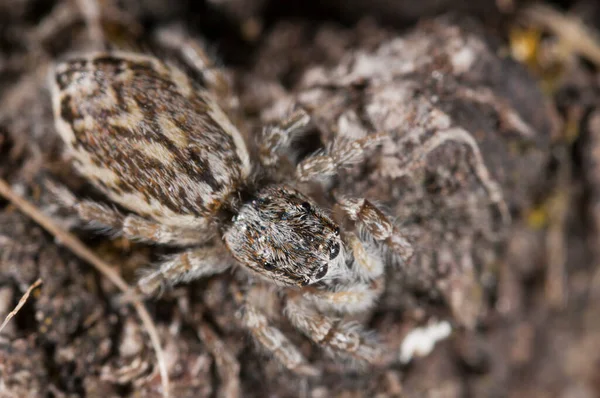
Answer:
(48, 33, 503, 374)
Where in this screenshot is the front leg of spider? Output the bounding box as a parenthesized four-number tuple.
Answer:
(290, 123, 413, 271)
(305, 232, 386, 314)
(296, 132, 388, 183)
(284, 290, 384, 366)
(280, 232, 401, 366)
(337, 197, 414, 263)
(229, 284, 320, 377)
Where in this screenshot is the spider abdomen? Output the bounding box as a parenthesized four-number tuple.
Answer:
(50, 52, 251, 227)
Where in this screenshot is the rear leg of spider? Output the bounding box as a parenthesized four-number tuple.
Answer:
(46, 182, 231, 295)
(46, 181, 210, 246)
(138, 245, 232, 295)
(153, 25, 237, 115)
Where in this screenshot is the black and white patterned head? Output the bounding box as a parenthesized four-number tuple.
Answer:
(224, 185, 344, 286)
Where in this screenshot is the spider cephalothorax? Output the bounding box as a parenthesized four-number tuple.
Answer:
(224, 185, 344, 287)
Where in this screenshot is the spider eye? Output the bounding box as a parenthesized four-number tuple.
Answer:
(315, 264, 328, 279)
(329, 242, 340, 259)
(334, 227, 340, 236)
(263, 261, 275, 271)
(300, 202, 311, 212)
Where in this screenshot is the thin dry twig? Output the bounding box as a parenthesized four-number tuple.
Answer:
(0, 178, 170, 398)
(0, 278, 43, 334)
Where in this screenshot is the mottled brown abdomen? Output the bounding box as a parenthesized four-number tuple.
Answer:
(50, 52, 251, 227)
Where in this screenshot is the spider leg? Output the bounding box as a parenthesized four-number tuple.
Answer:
(284, 290, 385, 366)
(307, 232, 386, 314)
(230, 285, 320, 377)
(47, 182, 210, 246)
(121, 216, 212, 246)
(303, 277, 385, 316)
(336, 197, 414, 263)
(153, 25, 237, 115)
(138, 245, 232, 295)
(260, 109, 384, 182)
(32, 0, 141, 51)
(258, 109, 312, 171)
(282, 234, 393, 364)
(296, 133, 387, 183)
(344, 231, 387, 280)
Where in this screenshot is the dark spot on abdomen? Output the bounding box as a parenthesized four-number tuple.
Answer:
(92, 56, 126, 72)
(60, 94, 78, 124)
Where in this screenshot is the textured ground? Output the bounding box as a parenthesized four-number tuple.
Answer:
(1, 0, 599, 397)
